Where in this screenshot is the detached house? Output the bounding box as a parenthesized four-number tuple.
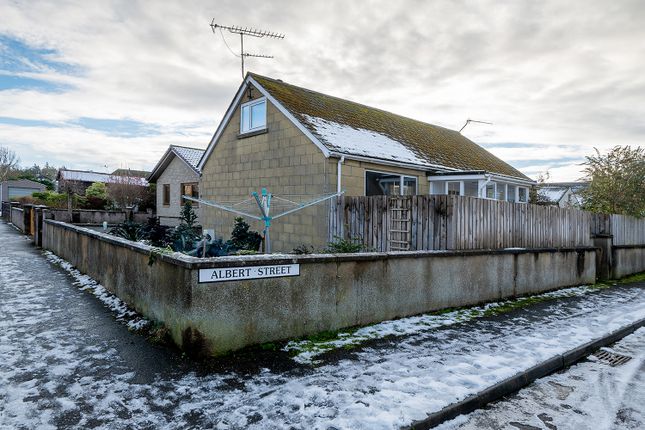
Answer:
(198, 73, 534, 251)
(148, 145, 205, 226)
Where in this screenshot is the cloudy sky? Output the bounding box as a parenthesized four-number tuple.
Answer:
(1, 0, 643, 180)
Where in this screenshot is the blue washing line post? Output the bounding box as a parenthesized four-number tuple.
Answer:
(252, 188, 273, 253)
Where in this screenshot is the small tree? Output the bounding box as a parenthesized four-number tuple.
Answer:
(229, 217, 263, 251)
(581, 146, 645, 217)
(0, 146, 19, 182)
(85, 182, 109, 200)
(530, 171, 552, 205)
(107, 174, 148, 208)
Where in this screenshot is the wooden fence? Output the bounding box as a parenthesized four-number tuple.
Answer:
(329, 195, 598, 251)
(609, 214, 645, 246)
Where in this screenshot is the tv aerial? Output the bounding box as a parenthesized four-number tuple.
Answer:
(459, 119, 493, 134)
(210, 21, 285, 79)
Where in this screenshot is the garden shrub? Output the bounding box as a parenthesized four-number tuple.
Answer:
(292, 244, 314, 255)
(109, 221, 146, 242)
(228, 217, 263, 252)
(325, 236, 364, 253)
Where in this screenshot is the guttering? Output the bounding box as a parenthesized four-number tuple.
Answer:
(337, 156, 345, 193)
(328, 152, 459, 174)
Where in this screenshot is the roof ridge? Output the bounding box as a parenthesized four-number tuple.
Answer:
(170, 144, 206, 152)
(248, 72, 458, 135)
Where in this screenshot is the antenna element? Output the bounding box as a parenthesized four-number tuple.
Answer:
(459, 119, 493, 134)
(210, 20, 285, 79)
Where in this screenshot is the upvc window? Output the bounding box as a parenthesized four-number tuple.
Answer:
(162, 184, 170, 206)
(485, 183, 496, 199)
(240, 98, 267, 133)
(518, 187, 528, 203)
(446, 181, 461, 196)
(365, 171, 417, 196)
(181, 182, 199, 207)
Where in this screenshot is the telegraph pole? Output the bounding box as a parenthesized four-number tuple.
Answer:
(210, 21, 285, 79)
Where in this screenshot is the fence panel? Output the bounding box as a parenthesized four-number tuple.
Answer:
(329, 195, 604, 251)
(611, 214, 645, 246)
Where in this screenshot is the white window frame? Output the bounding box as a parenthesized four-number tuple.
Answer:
(240, 97, 267, 134)
(364, 169, 418, 196)
(485, 182, 497, 200)
(517, 186, 528, 203)
(445, 181, 464, 196)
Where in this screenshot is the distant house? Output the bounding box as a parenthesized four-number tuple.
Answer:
(537, 182, 588, 208)
(56, 168, 149, 195)
(147, 145, 205, 226)
(197, 72, 535, 251)
(0, 179, 46, 203)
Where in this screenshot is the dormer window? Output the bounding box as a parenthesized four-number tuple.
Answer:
(240, 98, 267, 133)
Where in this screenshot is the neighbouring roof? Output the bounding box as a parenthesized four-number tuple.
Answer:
(1, 179, 46, 188)
(111, 168, 151, 178)
(537, 182, 588, 204)
(57, 169, 148, 186)
(247, 73, 531, 181)
(147, 145, 205, 182)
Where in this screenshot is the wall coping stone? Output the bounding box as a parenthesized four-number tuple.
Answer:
(612, 244, 645, 250)
(45, 219, 598, 270)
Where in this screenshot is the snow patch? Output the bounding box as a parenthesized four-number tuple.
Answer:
(285, 284, 608, 364)
(43, 251, 150, 331)
(303, 115, 430, 166)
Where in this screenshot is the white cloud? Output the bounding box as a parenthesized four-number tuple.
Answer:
(0, 0, 643, 180)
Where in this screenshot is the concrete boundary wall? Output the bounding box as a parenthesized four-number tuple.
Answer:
(11, 207, 25, 232)
(612, 245, 645, 279)
(42, 219, 605, 356)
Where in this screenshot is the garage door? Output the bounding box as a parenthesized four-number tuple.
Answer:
(8, 187, 39, 199)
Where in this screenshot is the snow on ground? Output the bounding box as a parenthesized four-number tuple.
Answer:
(43, 251, 150, 331)
(1, 221, 644, 429)
(438, 327, 645, 430)
(284, 284, 611, 364)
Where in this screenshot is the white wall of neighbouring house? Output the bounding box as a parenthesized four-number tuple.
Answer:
(155, 156, 200, 226)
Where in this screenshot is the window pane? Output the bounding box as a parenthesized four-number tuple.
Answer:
(496, 184, 506, 201)
(163, 184, 170, 205)
(403, 177, 417, 195)
(507, 185, 516, 202)
(486, 184, 495, 199)
(447, 181, 460, 196)
(366, 172, 401, 196)
(240, 105, 250, 132)
(518, 187, 527, 202)
(250, 101, 266, 129)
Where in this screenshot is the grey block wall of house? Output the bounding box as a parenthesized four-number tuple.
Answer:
(155, 156, 200, 226)
(612, 246, 645, 279)
(42, 220, 601, 356)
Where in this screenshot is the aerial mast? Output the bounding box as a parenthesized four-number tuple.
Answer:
(210, 21, 285, 79)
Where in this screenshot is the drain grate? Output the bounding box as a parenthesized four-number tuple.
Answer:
(592, 350, 632, 366)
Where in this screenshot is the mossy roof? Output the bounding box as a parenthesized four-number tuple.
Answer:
(250, 73, 530, 180)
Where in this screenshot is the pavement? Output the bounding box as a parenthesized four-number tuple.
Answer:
(438, 328, 645, 430)
(1, 220, 644, 429)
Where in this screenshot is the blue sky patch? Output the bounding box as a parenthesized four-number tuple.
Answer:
(0, 116, 59, 127)
(0, 34, 79, 92)
(72, 117, 160, 137)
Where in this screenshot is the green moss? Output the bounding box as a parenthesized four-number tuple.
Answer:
(617, 271, 645, 284)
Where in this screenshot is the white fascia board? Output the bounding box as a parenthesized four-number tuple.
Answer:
(330, 152, 459, 173)
(428, 172, 535, 186)
(247, 76, 331, 158)
(197, 78, 252, 171)
(147, 147, 175, 182)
